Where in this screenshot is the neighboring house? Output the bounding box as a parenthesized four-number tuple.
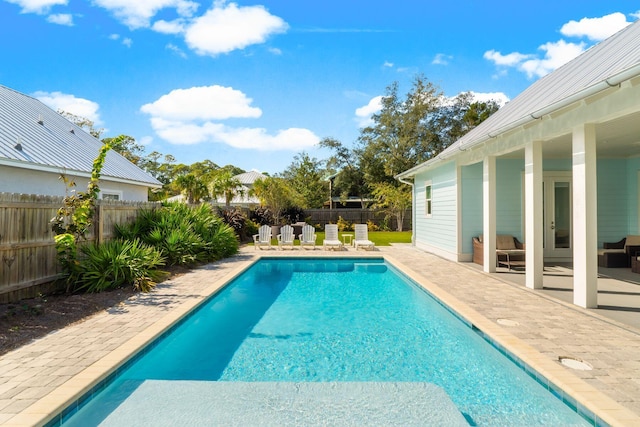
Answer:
(212, 170, 267, 208)
(0, 85, 161, 201)
(397, 20, 640, 309)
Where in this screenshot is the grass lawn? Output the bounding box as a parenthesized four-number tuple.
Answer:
(251, 231, 412, 247)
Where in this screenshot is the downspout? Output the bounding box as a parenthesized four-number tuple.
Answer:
(398, 177, 415, 245)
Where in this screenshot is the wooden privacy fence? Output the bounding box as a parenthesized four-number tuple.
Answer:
(0, 193, 157, 303)
(304, 209, 411, 231)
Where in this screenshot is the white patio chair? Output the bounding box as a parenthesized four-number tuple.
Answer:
(354, 224, 375, 251)
(277, 225, 295, 250)
(298, 224, 317, 250)
(323, 224, 343, 251)
(253, 224, 272, 250)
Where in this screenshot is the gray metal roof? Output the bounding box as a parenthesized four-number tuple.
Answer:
(235, 170, 267, 185)
(0, 85, 161, 187)
(398, 19, 640, 178)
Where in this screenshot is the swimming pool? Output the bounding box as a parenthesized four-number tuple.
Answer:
(59, 258, 592, 426)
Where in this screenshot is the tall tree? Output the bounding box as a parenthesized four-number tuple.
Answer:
(209, 170, 244, 208)
(102, 134, 145, 165)
(318, 137, 370, 208)
(174, 173, 209, 204)
(370, 182, 412, 231)
(252, 177, 299, 224)
(357, 76, 443, 185)
(280, 152, 327, 209)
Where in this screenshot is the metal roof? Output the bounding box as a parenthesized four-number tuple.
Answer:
(398, 19, 640, 178)
(0, 85, 161, 187)
(234, 170, 267, 185)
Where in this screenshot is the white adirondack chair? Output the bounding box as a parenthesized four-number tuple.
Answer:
(354, 224, 375, 251)
(253, 224, 272, 250)
(277, 225, 295, 249)
(298, 224, 317, 249)
(323, 224, 343, 251)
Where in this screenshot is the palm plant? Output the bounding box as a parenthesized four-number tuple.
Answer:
(209, 170, 245, 208)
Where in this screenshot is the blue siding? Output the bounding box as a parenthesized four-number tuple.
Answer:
(627, 158, 640, 235)
(414, 161, 457, 254)
(597, 159, 628, 244)
(496, 159, 525, 241)
(461, 163, 482, 254)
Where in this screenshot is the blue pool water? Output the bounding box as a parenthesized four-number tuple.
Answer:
(61, 258, 591, 426)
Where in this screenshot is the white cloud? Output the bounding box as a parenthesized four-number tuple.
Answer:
(383, 61, 394, 68)
(483, 50, 531, 67)
(33, 91, 102, 124)
(5, 0, 66, 14)
(268, 47, 282, 55)
(520, 40, 586, 78)
(108, 33, 120, 40)
(468, 91, 510, 107)
(139, 136, 154, 146)
(485, 40, 585, 78)
(141, 85, 318, 150)
(141, 85, 262, 121)
(92, 0, 198, 29)
(184, 1, 288, 56)
(560, 12, 631, 41)
(149, 119, 318, 150)
(152, 19, 186, 34)
(484, 12, 633, 79)
(432, 53, 452, 65)
(355, 96, 383, 127)
(122, 37, 132, 47)
(46, 12, 73, 25)
(166, 43, 187, 58)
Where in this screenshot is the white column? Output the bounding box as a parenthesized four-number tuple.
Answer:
(525, 140, 544, 289)
(483, 156, 497, 273)
(572, 123, 598, 308)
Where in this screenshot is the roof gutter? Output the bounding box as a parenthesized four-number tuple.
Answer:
(396, 62, 640, 180)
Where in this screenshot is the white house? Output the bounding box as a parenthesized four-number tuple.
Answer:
(211, 170, 267, 208)
(397, 20, 640, 308)
(0, 85, 161, 201)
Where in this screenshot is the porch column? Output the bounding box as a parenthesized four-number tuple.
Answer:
(525, 140, 544, 289)
(483, 156, 497, 273)
(572, 123, 598, 308)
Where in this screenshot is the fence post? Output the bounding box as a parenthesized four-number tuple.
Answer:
(95, 203, 104, 245)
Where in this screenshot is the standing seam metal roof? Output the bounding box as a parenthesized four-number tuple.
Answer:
(398, 19, 640, 177)
(0, 85, 161, 187)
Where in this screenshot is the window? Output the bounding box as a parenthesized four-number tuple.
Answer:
(425, 181, 432, 217)
(101, 190, 122, 201)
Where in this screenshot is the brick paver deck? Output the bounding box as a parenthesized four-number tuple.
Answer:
(1, 245, 640, 425)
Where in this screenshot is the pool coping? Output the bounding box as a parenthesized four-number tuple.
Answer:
(383, 252, 640, 427)
(8, 250, 640, 426)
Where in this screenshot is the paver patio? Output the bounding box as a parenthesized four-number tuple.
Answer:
(1, 244, 640, 426)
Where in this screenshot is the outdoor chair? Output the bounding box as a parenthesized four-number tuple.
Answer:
(472, 235, 525, 270)
(598, 235, 640, 268)
(253, 224, 272, 250)
(354, 224, 375, 251)
(323, 224, 343, 251)
(277, 225, 295, 250)
(298, 224, 317, 250)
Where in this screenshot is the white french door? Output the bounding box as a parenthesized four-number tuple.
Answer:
(543, 173, 572, 259)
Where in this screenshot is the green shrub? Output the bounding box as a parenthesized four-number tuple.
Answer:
(76, 239, 166, 293)
(115, 202, 238, 266)
(336, 216, 351, 231)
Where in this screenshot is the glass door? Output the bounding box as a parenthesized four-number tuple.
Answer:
(543, 176, 572, 258)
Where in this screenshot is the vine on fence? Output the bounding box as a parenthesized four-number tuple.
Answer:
(50, 142, 111, 288)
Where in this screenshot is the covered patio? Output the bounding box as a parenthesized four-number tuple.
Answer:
(479, 262, 640, 329)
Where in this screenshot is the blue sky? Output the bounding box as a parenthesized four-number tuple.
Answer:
(1, 1, 639, 174)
